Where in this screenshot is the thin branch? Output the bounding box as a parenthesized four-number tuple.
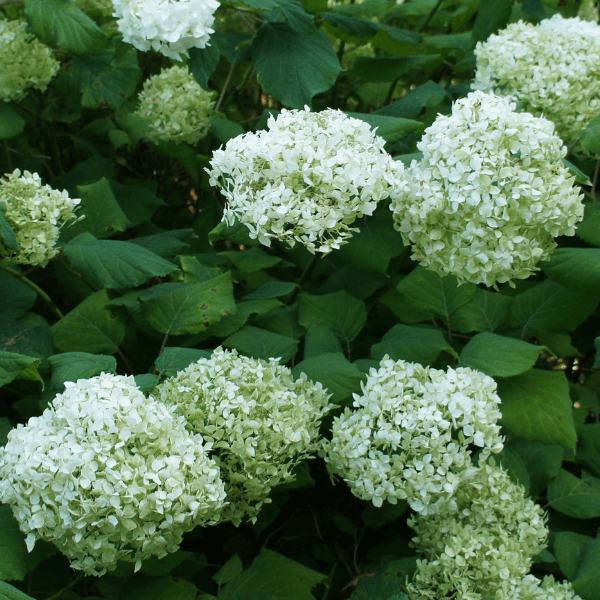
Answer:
(216, 63, 236, 112)
(418, 0, 444, 32)
(45, 573, 84, 600)
(592, 158, 600, 194)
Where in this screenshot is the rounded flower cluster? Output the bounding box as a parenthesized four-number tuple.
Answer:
(0, 19, 60, 103)
(136, 66, 215, 145)
(509, 575, 583, 600)
(156, 347, 332, 525)
(577, 0, 599, 22)
(407, 461, 548, 600)
(0, 170, 82, 267)
(473, 15, 600, 145)
(207, 107, 403, 254)
(322, 358, 504, 515)
(0, 374, 226, 576)
(112, 0, 220, 60)
(389, 91, 584, 288)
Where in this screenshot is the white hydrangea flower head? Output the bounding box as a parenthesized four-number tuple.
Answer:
(389, 91, 584, 288)
(136, 65, 215, 145)
(0, 19, 60, 103)
(155, 347, 332, 525)
(577, 0, 599, 22)
(506, 575, 583, 600)
(0, 373, 226, 575)
(473, 16, 600, 145)
(0, 170, 82, 267)
(406, 461, 548, 600)
(322, 357, 504, 515)
(112, 0, 219, 60)
(207, 107, 404, 254)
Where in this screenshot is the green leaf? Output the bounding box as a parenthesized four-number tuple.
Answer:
(371, 324, 455, 366)
(0, 104, 25, 140)
(581, 115, 600, 155)
(578, 423, 600, 478)
(52, 289, 126, 354)
(63, 237, 178, 290)
(497, 447, 530, 493)
(73, 178, 131, 239)
(0, 317, 53, 363)
(219, 549, 326, 600)
(224, 325, 299, 363)
(189, 44, 221, 91)
(298, 291, 366, 343)
(472, 0, 512, 42)
(134, 373, 160, 393)
(577, 202, 600, 247)
(459, 333, 544, 377)
(497, 370, 577, 450)
(0, 351, 41, 387)
(304, 325, 342, 359)
(221, 247, 281, 272)
(374, 80, 447, 119)
(155, 347, 212, 377)
(396, 266, 477, 319)
(243, 281, 298, 300)
(509, 279, 599, 336)
(0, 270, 37, 319)
(451, 289, 511, 334)
(333, 514, 358, 537)
(254, 302, 305, 339)
(24, 0, 107, 54)
(209, 218, 260, 247)
(573, 535, 600, 600)
(352, 559, 414, 600)
(344, 113, 422, 144)
(292, 352, 366, 404)
(0, 207, 18, 253)
(109, 180, 164, 228)
(209, 116, 245, 144)
(361, 501, 408, 528)
(139, 272, 235, 336)
(133, 230, 193, 260)
(213, 555, 244, 586)
(548, 469, 600, 519)
(0, 505, 31, 580)
(62, 41, 140, 110)
(563, 158, 592, 187)
(554, 531, 592, 582)
(350, 55, 441, 83)
(205, 298, 283, 338)
(336, 210, 405, 274)
(322, 12, 420, 45)
(541, 248, 600, 294)
(252, 22, 341, 108)
(48, 352, 116, 388)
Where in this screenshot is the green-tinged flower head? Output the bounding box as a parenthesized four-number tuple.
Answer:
(578, 0, 599, 21)
(0, 19, 59, 103)
(0, 373, 226, 576)
(406, 461, 548, 600)
(473, 15, 600, 145)
(322, 357, 504, 515)
(511, 575, 583, 600)
(0, 170, 82, 267)
(155, 347, 332, 525)
(136, 65, 215, 145)
(207, 106, 403, 254)
(389, 91, 584, 288)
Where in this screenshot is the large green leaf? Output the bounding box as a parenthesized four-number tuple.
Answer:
(541, 248, 600, 294)
(0, 351, 42, 387)
(48, 352, 116, 388)
(64, 237, 178, 290)
(471, 0, 512, 42)
(451, 289, 511, 334)
(243, 281, 298, 300)
(581, 115, 600, 155)
(221, 247, 281, 272)
(204, 299, 283, 338)
(554, 532, 592, 582)
(0, 270, 37, 319)
(0, 505, 31, 581)
(350, 55, 441, 83)
(344, 113, 422, 145)
(24, 0, 107, 54)
(576, 202, 600, 247)
(374, 80, 447, 119)
(578, 423, 600, 478)
(573, 535, 600, 600)
(154, 347, 212, 377)
(0, 105, 25, 140)
(547, 469, 600, 519)
(304, 325, 343, 359)
(298, 291, 366, 343)
(62, 41, 140, 110)
(109, 180, 165, 228)
(459, 333, 544, 377)
(224, 326, 299, 363)
(496, 369, 577, 450)
(188, 44, 221, 91)
(322, 12, 420, 45)
(139, 272, 235, 336)
(371, 324, 455, 366)
(252, 22, 341, 108)
(52, 289, 126, 354)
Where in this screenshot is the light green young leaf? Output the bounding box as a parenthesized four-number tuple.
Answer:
(548, 469, 600, 519)
(0, 580, 37, 600)
(48, 352, 116, 388)
(224, 326, 299, 363)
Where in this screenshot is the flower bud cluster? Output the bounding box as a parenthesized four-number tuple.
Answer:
(0, 170, 82, 267)
(0, 19, 59, 103)
(389, 91, 584, 287)
(112, 0, 220, 60)
(207, 107, 403, 254)
(322, 357, 503, 515)
(0, 374, 226, 576)
(473, 15, 600, 145)
(156, 347, 332, 525)
(136, 66, 215, 145)
(511, 575, 582, 600)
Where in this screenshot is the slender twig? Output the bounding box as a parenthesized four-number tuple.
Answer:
(45, 573, 84, 600)
(0, 261, 64, 319)
(236, 9, 257, 33)
(216, 63, 236, 112)
(383, 76, 400, 107)
(566, 136, 581, 158)
(6, 147, 52, 160)
(592, 158, 600, 194)
(418, 0, 444, 31)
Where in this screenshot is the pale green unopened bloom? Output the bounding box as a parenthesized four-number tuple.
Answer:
(407, 461, 548, 600)
(390, 91, 584, 288)
(0, 170, 82, 267)
(0, 373, 226, 576)
(474, 15, 600, 145)
(323, 358, 504, 515)
(577, 0, 598, 22)
(156, 347, 332, 525)
(0, 19, 59, 103)
(136, 65, 215, 145)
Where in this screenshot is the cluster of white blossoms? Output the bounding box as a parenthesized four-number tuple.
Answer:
(0, 374, 226, 576)
(112, 0, 220, 60)
(407, 461, 549, 600)
(136, 66, 215, 145)
(0, 19, 60, 103)
(322, 358, 504, 515)
(389, 91, 584, 287)
(0, 170, 82, 267)
(207, 107, 403, 254)
(156, 348, 332, 525)
(510, 575, 582, 600)
(473, 15, 600, 145)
